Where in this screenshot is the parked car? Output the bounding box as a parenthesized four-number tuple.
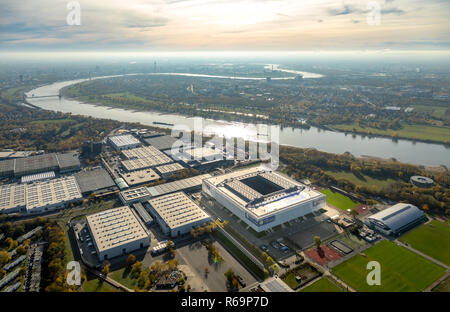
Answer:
(271, 241, 280, 249)
(260, 245, 268, 252)
(237, 276, 246, 287)
(280, 246, 289, 253)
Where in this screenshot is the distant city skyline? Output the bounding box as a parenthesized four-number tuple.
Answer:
(0, 0, 449, 52)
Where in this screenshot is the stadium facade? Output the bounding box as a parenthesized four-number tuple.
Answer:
(202, 166, 326, 232)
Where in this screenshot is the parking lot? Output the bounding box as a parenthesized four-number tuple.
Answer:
(176, 239, 258, 292)
(202, 196, 339, 262)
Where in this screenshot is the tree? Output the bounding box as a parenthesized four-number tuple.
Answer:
(350, 209, 359, 220)
(127, 254, 136, 266)
(131, 261, 143, 276)
(190, 227, 198, 238)
(224, 269, 234, 282)
(102, 264, 110, 275)
(314, 236, 322, 249)
(167, 259, 178, 271)
(265, 256, 274, 266)
(0, 250, 11, 265)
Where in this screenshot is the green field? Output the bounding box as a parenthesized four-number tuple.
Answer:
(83, 273, 121, 292)
(319, 188, 360, 211)
(399, 220, 450, 266)
(109, 267, 138, 289)
(432, 275, 450, 292)
(325, 170, 398, 191)
(333, 123, 450, 144)
(332, 240, 446, 292)
(411, 105, 449, 119)
(300, 277, 344, 292)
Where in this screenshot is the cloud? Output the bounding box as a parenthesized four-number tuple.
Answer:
(0, 0, 448, 51)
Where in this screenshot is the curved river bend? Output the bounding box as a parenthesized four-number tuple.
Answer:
(25, 75, 450, 167)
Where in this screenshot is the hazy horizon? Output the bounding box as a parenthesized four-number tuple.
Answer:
(1, 0, 449, 52)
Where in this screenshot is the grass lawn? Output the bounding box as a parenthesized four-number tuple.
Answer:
(411, 105, 449, 119)
(300, 277, 344, 292)
(399, 220, 450, 266)
(83, 273, 121, 292)
(283, 273, 301, 289)
(325, 170, 398, 191)
(109, 266, 138, 289)
(432, 275, 450, 292)
(319, 188, 360, 211)
(332, 240, 446, 292)
(333, 123, 450, 144)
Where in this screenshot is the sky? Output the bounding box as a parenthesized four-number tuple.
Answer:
(0, 0, 449, 52)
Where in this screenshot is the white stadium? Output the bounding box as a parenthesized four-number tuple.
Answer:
(202, 166, 326, 232)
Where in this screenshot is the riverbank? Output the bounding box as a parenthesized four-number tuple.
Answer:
(330, 124, 450, 146)
(25, 76, 450, 167)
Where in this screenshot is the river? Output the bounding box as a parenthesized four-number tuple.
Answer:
(25, 74, 450, 167)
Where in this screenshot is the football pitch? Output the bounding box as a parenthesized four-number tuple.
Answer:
(332, 240, 446, 292)
(399, 220, 450, 266)
(319, 188, 360, 211)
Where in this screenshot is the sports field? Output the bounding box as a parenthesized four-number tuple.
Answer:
(319, 188, 360, 211)
(332, 240, 446, 292)
(399, 220, 450, 266)
(300, 277, 344, 292)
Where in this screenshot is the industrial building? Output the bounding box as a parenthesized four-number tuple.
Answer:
(119, 186, 152, 205)
(120, 146, 173, 172)
(0, 152, 80, 177)
(132, 202, 153, 226)
(119, 174, 211, 205)
(202, 166, 326, 232)
(154, 163, 185, 178)
(108, 134, 142, 150)
(0, 177, 82, 214)
(0, 183, 26, 214)
(86, 206, 150, 261)
(121, 156, 173, 172)
(173, 146, 230, 170)
(120, 168, 160, 186)
(74, 168, 116, 195)
(146, 191, 210, 237)
(121, 146, 164, 160)
(366, 203, 427, 236)
(143, 135, 179, 151)
(25, 176, 83, 214)
(21, 171, 55, 184)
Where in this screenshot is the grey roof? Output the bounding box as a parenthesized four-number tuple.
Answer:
(14, 153, 59, 176)
(75, 168, 115, 194)
(368, 203, 426, 232)
(133, 202, 153, 224)
(56, 152, 81, 170)
(144, 135, 178, 151)
(0, 152, 80, 177)
(260, 277, 293, 292)
(0, 159, 14, 175)
(148, 174, 211, 197)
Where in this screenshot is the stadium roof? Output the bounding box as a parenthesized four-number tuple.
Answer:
(368, 203, 426, 233)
